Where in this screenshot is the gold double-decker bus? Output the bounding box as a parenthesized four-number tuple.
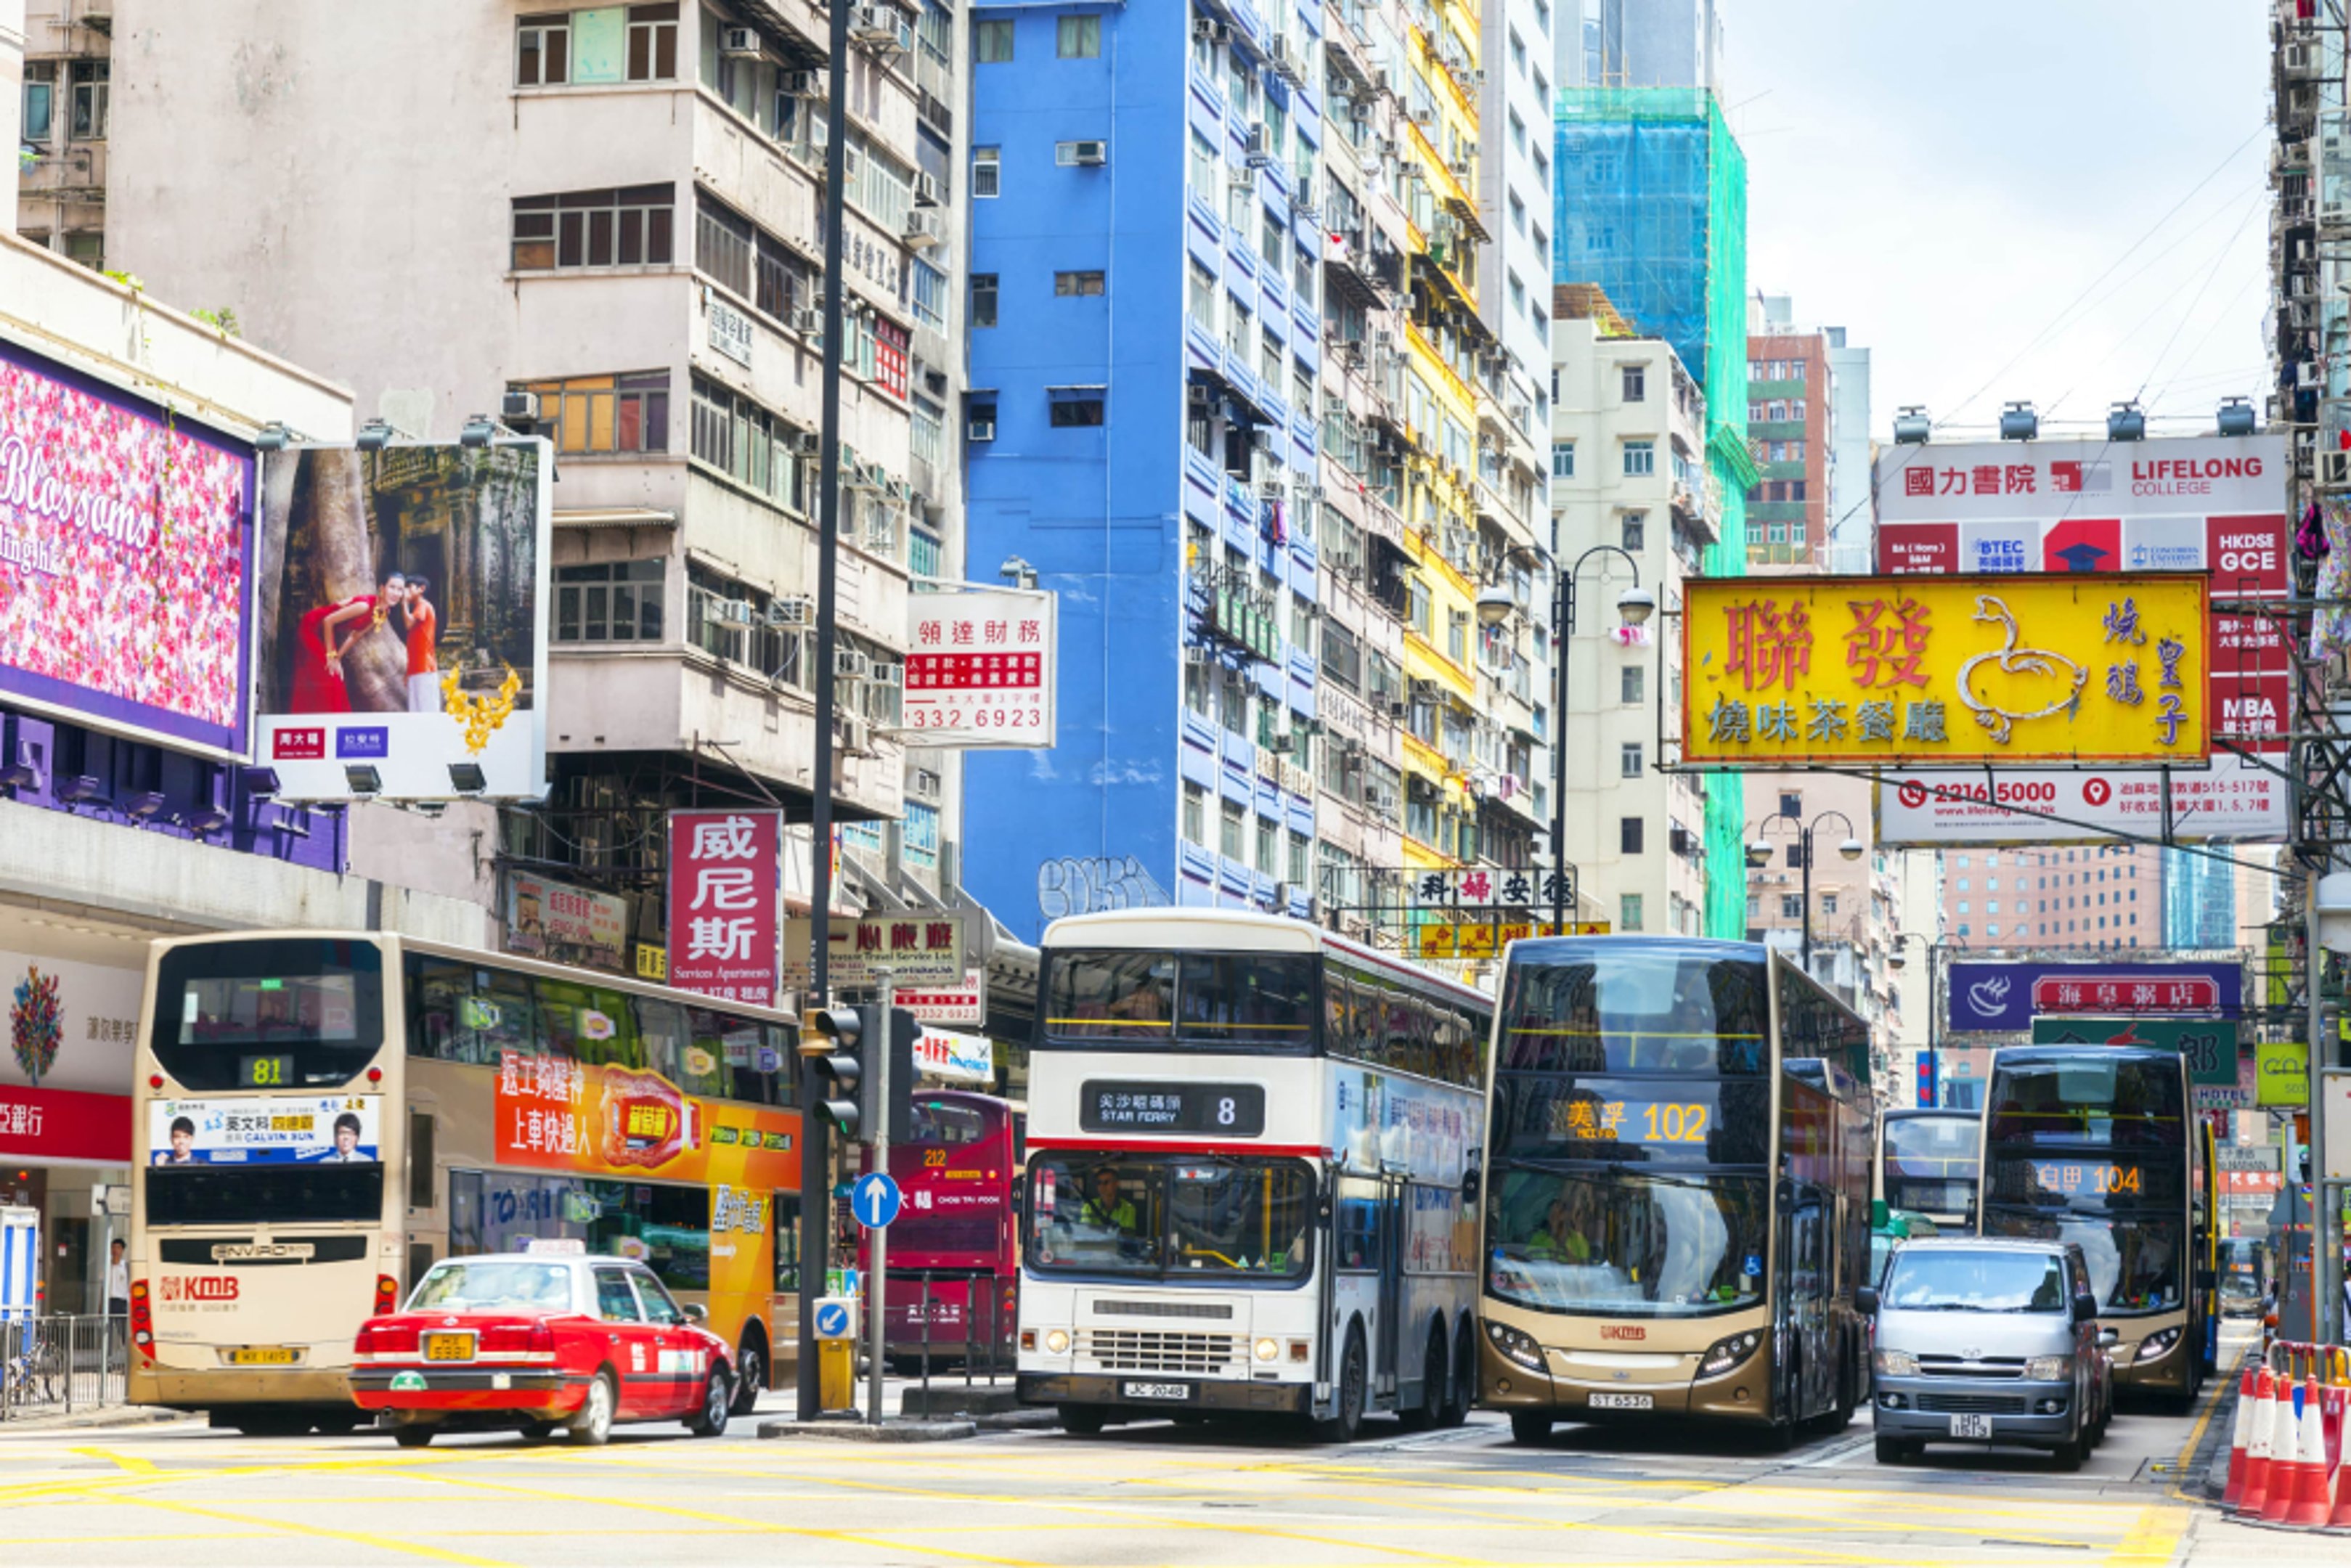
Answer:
(1475, 936, 1874, 1445)
(127, 931, 803, 1433)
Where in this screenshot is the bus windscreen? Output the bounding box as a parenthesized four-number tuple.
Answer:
(152, 939, 386, 1090)
(1497, 947, 1767, 1075)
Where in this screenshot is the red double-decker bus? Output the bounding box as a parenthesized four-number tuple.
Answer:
(861, 1091, 1024, 1367)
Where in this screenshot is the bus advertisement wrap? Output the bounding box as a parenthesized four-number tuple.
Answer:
(254, 441, 551, 801)
(148, 1095, 380, 1164)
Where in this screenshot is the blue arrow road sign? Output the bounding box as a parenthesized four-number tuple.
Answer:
(815, 1300, 851, 1339)
(855, 1172, 902, 1230)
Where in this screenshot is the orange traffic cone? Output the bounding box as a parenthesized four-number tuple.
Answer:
(2224, 1363, 2260, 1508)
(2260, 1379, 2311, 1524)
(2281, 1378, 2334, 1529)
(2238, 1364, 2279, 1516)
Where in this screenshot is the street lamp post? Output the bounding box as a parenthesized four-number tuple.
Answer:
(1745, 809, 1865, 973)
(1888, 931, 1967, 1108)
(1506, 547, 1654, 934)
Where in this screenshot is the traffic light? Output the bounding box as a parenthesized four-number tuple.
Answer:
(877, 1006, 918, 1146)
(801, 1006, 865, 1137)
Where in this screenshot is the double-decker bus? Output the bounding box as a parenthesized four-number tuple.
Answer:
(860, 1090, 1024, 1368)
(127, 931, 803, 1433)
(1876, 1108, 1981, 1230)
(1980, 1044, 2214, 1404)
(1016, 909, 1491, 1440)
(1477, 936, 1874, 1445)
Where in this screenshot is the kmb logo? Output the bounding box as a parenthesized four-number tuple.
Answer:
(158, 1275, 240, 1302)
(1599, 1324, 1647, 1342)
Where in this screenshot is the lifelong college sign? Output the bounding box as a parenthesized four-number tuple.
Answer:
(1680, 573, 2209, 767)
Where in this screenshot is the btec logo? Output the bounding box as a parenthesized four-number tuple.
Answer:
(272, 728, 326, 760)
(158, 1275, 240, 1302)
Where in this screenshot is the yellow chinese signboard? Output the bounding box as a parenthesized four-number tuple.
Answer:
(1681, 573, 2209, 767)
(1414, 921, 1609, 959)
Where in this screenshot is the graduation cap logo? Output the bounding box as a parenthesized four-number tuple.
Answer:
(2053, 541, 2110, 573)
(2042, 517, 2120, 573)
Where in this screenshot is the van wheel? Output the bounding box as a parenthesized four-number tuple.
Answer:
(1308, 1325, 1367, 1443)
(2053, 1436, 2085, 1471)
(1874, 1436, 1916, 1464)
(1509, 1411, 1552, 1445)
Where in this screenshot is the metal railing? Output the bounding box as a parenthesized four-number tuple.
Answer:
(1, 1315, 129, 1421)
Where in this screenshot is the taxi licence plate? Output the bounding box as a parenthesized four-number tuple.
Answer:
(224, 1347, 299, 1366)
(1589, 1392, 1654, 1410)
(423, 1333, 476, 1363)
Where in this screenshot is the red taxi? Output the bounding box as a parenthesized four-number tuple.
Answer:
(349, 1252, 736, 1447)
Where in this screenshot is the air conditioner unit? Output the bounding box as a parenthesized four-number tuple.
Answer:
(902, 209, 943, 248)
(839, 716, 870, 754)
(1386, 699, 1409, 719)
(1191, 18, 1228, 42)
(1449, 158, 1472, 181)
(871, 662, 903, 687)
(1264, 732, 1292, 755)
(721, 25, 762, 57)
(500, 389, 541, 424)
(1183, 645, 1211, 667)
(836, 648, 874, 681)
(2321, 449, 2351, 491)
(780, 68, 818, 96)
(967, 416, 995, 442)
(914, 171, 941, 207)
(1258, 479, 1286, 499)
(766, 597, 813, 627)
(791, 429, 822, 456)
(715, 598, 757, 626)
(852, 5, 900, 45)
(790, 307, 823, 335)
(1189, 381, 1214, 408)
(1244, 123, 1275, 168)
(1064, 139, 1108, 167)
(1228, 166, 1258, 192)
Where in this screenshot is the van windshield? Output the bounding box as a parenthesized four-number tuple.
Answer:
(1883, 1250, 2067, 1313)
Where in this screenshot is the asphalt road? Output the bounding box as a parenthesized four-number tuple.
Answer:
(0, 1326, 2302, 1567)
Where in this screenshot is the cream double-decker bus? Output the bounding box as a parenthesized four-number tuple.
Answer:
(127, 931, 804, 1433)
(1477, 935, 1874, 1445)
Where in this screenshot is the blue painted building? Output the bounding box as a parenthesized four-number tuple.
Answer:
(963, 2, 1328, 943)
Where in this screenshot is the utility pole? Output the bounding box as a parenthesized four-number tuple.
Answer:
(797, 0, 853, 1424)
(866, 974, 893, 1427)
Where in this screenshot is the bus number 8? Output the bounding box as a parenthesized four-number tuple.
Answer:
(1641, 1103, 1708, 1143)
(1216, 1097, 1236, 1126)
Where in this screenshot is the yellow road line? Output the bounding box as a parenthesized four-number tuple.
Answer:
(113, 1495, 519, 1567)
(68, 1446, 159, 1474)
(2105, 1503, 2191, 1566)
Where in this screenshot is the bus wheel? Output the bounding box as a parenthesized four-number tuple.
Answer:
(1509, 1411, 1552, 1445)
(1058, 1405, 1107, 1435)
(1310, 1326, 1368, 1443)
(730, 1337, 766, 1417)
(1395, 1320, 1447, 1432)
(1437, 1323, 1472, 1428)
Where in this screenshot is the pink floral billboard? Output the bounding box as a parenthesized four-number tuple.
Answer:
(0, 338, 256, 754)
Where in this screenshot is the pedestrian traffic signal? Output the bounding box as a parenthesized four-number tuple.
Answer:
(876, 1006, 918, 1146)
(801, 1005, 865, 1137)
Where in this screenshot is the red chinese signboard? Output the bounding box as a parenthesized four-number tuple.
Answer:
(2029, 975, 2220, 1014)
(0, 1083, 132, 1163)
(665, 809, 781, 1006)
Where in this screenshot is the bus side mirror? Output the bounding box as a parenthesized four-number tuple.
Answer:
(2071, 1294, 2098, 1325)
(1461, 1165, 1480, 1206)
(1854, 1286, 1878, 1316)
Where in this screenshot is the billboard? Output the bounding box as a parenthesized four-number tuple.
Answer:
(0, 336, 256, 756)
(1945, 960, 2244, 1032)
(1682, 573, 2209, 767)
(505, 871, 628, 973)
(256, 441, 550, 799)
(901, 587, 1057, 747)
(2028, 1016, 2240, 1087)
(147, 1094, 381, 1164)
(1873, 435, 2289, 844)
(783, 915, 965, 988)
(667, 810, 783, 1007)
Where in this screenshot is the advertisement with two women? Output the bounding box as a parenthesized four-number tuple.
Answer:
(255, 441, 550, 800)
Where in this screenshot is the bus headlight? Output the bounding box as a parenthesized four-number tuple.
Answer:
(1483, 1320, 1544, 1373)
(1698, 1331, 1761, 1379)
(1254, 1338, 1281, 1363)
(1043, 1328, 1070, 1355)
(2136, 1328, 2180, 1363)
(1873, 1349, 1919, 1378)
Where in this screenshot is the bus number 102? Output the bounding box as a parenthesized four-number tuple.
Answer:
(1641, 1103, 1708, 1143)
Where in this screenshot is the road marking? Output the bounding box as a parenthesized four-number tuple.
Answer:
(68, 1446, 159, 1474)
(113, 1495, 520, 1567)
(1793, 1434, 1875, 1468)
(2104, 1503, 2190, 1565)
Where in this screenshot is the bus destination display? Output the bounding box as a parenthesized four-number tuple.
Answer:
(1080, 1080, 1266, 1137)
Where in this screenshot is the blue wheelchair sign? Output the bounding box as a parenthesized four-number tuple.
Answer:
(854, 1172, 902, 1229)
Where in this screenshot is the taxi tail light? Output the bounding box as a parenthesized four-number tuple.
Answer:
(480, 1320, 557, 1355)
(529, 1318, 555, 1355)
(129, 1278, 154, 1352)
(354, 1323, 376, 1355)
(374, 1275, 400, 1315)
(366, 1322, 419, 1353)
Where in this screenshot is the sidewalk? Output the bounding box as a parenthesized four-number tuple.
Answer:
(0, 1404, 193, 1437)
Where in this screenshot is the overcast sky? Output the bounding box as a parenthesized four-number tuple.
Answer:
(1723, 1, 2272, 443)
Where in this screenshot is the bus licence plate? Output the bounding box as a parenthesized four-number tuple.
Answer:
(1949, 1413, 1995, 1439)
(225, 1347, 298, 1366)
(1120, 1381, 1194, 1402)
(1589, 1392, 1653, 1410)
(424, 1333, 476, 1363)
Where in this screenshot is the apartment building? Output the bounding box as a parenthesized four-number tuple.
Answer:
(1744, 319, 1828, 568)
(960, 1, 1551, 958)
(12, 0, 109, 269)
(1941, 842, 2163, 950)
(102, 1, 972, 957)
(1549, 293, 1711, 936)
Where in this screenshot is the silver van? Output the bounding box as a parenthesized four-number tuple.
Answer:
(1857, 1236, 2101, 1469)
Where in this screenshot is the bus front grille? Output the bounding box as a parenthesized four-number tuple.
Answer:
(1915, 1392, 2029, 1415)
(1081, 1330, 1240, 1375)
